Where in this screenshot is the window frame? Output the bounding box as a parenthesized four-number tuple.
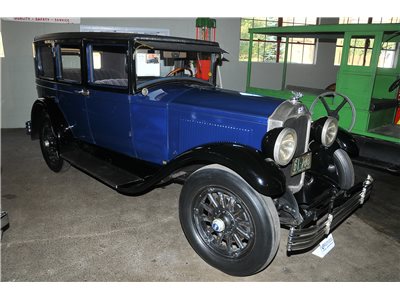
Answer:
(86, 41, 130, 93)
(346, 36, 375, 67)
(57, 43, 83, 84)
(335, 17, 400, 68)
(36, 42, 56, 81)
(239, 17, 319, 64)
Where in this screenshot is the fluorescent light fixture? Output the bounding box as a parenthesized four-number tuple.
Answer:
(0, 32, 4, 58)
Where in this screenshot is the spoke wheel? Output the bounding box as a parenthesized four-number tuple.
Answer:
(310, 91, 356, 132)
(193, 186, 255, 259)
(39, 115, 68, 172)
(388, 78, 400, 92)
(166, 67, 193, 77)
(179, 165, 280, 276)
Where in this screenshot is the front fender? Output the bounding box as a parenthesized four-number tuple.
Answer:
(334, 128, 359, 158)
(137, 143, 286, 198)
(118, 143, 286, 197)
(173, 143, 286, 197)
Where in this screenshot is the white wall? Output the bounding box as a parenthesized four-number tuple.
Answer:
(249, 42, 339, 90)
(1, 20, 79, 128)
(0, 17, 339, 128)
(0, 20, 2, 128)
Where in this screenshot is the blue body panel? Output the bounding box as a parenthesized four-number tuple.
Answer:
(131, 92, 169, 163)
(43, 80, 283, 166)
(86, 88, 132, 157)
(56, 82, 94, 144)
(129, 82, 284, 164)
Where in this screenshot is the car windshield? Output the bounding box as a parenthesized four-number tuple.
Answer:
(135, 48, 220, 88)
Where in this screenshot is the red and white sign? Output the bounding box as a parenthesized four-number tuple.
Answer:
(4, 17, 80, 24)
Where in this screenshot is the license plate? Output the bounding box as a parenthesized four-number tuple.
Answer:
(291, 152, 312, 176)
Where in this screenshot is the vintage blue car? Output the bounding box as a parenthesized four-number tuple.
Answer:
(27, 32, 373, 276)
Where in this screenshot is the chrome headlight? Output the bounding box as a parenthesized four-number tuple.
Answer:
(321, 117, 338, 147)
(274, 128, 297, 166)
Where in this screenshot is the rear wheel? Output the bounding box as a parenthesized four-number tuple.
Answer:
(179, 165, 280, 276)
(39, 115, 69, 172)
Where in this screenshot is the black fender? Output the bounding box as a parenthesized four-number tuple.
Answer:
(310, 124, 359, 158)
(30, 97, 70, 141)
(334, 128, 359, 158)
(118, 143, 286, 198)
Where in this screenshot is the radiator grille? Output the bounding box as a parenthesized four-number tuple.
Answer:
(282, 115, 311, 190)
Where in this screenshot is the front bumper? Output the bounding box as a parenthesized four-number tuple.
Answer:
(287, 175, 373, 252)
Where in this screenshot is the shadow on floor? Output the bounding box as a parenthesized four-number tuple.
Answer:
(354, 165, 400, 242)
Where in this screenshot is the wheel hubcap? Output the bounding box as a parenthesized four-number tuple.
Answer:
(211, 218, 225, 232)
(193, 187, 255, 258)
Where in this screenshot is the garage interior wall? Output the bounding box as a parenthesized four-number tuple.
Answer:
(1, 17, 339, 129)
(0, 20, 2, 128)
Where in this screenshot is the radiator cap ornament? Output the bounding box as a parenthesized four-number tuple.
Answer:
(291, 91, 303, 103)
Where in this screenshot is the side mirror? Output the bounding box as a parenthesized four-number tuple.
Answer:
(217, 56, 229, 66)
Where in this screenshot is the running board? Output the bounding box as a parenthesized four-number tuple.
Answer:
(352, 134, 400, 175)
(61, 149, 144, 189)
(352, 156, 400, 175)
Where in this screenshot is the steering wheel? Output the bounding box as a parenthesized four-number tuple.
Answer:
(388, 78, 400, 93)
(310, 91, 357, 132)
(166, 67, 193, 77)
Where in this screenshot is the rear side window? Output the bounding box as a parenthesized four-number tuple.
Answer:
(89, 44, 128, 88)
(59, 46, 81, 83)
(37, 45, 55, 79)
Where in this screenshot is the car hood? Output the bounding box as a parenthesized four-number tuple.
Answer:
(144, 82, 284, 120)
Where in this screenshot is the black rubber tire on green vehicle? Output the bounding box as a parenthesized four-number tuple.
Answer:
(39, 115, 69, 173)
(179, 165, 280, 276)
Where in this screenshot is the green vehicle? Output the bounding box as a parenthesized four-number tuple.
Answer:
(245, 23, 400, 173)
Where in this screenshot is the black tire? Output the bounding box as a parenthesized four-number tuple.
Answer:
(39, 115, 69, 173)
(333, 148, 354, 190)
(179, 165, 280, 276)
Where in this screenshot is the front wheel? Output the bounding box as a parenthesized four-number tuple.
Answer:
(179, 165, 280, 276)
(39, 115, 69, 172)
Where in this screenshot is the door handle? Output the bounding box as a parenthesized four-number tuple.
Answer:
(74, 89, 90, 96)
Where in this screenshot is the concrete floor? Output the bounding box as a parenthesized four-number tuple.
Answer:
(1, 129, 399, 281)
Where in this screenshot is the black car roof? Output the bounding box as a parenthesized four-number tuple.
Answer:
(34, 32, 226, 53)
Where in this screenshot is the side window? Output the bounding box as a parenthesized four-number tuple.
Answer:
(59, 46, 81, 83)
(347, 37, 374, 67)
(378, 41, 399, 68)
(89, 44, 128, 88)
(37, 45, 55, 79)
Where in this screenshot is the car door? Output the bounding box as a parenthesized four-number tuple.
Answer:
(336, 31, 384, 132)
(56, 42, 94, 144)
(84, 41, 133, 157)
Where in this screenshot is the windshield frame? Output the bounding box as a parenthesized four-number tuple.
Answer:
(132, 44, 221, 93)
